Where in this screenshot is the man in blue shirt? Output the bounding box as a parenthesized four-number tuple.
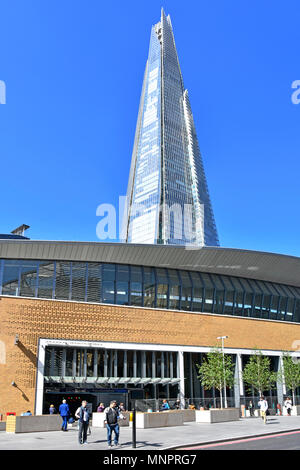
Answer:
(59, 399, 70, 431)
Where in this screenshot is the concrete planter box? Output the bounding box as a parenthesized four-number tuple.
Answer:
(182, 409, 196, 422)
(7, 415, 62, 433)
(0, 422, 6, 431)
(135, 410, 185, 429)
(195, 408, 240, 423)
(92, 411, 129, 427)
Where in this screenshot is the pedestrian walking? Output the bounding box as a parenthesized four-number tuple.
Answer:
(75, 400, 90, 445)
(284, 397, 292, 416)
(59, 399, 70, 431)
(104, 401, 125, 448)
(258, 396, 268, 424)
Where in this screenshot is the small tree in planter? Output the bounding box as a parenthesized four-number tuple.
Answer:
(196, 347, 235, 409)
(281, 353, 300, 406)
(242, 349, 278, 399)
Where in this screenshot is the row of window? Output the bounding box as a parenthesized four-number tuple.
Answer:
(44, 347, 178, 379)
(0, 259, 300, 322)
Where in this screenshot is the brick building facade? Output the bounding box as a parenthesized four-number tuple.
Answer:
(0, 240, 300, 417)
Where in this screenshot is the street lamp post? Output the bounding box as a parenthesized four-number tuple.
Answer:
(217, 336, 228, 409)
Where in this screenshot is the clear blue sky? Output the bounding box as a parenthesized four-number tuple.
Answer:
(0, 0, 299, 256)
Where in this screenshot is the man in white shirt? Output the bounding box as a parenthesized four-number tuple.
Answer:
(258, 396, 268, 424)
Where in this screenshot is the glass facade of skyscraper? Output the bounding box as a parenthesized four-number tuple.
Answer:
(126, 26, 162, 244)
(123, 9, 219, 247)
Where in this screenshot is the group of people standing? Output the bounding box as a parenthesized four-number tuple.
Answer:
(55, 399, 126, 446)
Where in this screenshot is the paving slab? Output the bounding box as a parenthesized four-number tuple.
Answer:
(0, 416, 300, 450)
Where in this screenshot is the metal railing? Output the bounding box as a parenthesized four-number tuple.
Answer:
(130, 395, 300, 412)
(130, 397, 237, 411)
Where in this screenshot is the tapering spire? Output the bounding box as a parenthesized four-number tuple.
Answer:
(122, 11, 219, 247)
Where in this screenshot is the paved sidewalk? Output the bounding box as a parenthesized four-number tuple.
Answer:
(0, 416, 300, 450)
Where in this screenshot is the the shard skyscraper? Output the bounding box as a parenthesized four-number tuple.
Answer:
(122, 9, 219, 247)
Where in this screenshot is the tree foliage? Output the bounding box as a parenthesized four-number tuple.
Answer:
(281, 353, 300, 403)
(196, 347, 235, 407)
(242, 350, 277, 396)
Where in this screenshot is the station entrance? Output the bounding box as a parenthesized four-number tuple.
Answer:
(42, 344, 180, 415)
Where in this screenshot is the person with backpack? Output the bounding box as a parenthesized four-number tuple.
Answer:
(104, 400, 124, 448)
(75, 400, 90, 445)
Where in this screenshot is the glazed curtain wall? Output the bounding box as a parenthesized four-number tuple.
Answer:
(0, 259, 300, 322)
(44, 346, 178, 380)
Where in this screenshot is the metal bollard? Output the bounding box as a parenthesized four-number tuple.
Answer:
(131, 408, 136, 448)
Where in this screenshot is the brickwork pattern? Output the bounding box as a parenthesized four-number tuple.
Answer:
(1, 296, 300, 418)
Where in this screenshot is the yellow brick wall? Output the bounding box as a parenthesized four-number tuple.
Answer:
(1, 295, 300, 418)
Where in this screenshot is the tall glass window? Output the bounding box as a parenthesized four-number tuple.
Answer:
(38, 262, 55, 299)
(239, 278, 254, 317)
(19, 261, 38, 297)
(221, 275, 235, 315)
(156, 268, 169, 309)
(251, 281, 272, 318)
(144, 267, 156, 307)
(2, 260, 20, 296)
(190, 271, 204, 312)
(86, 263, 101, 303)
(102, 264, 116, 304)
(254, 280, 270, 319)
(281, 284, 295, 320)
(294, 299, 300, 323)
(201, 273, 215, 313)
(55, 262, 71, 300)
(230, 277, 245, 316)
(71, 262, 87, 302)
(116, 265, 129, 305)
(168, 269, 180, 310)
(264, 281, 280, 320)
(210, 274, 225, 314)
(179, 270, 192, 311)
(130, 266, 143, 306)
(286, 286, 300, 322)
(251, 280, 264, 318)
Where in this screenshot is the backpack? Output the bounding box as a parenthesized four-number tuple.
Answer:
(75, 407, 81, 419)
(105, 407, 118, 425)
